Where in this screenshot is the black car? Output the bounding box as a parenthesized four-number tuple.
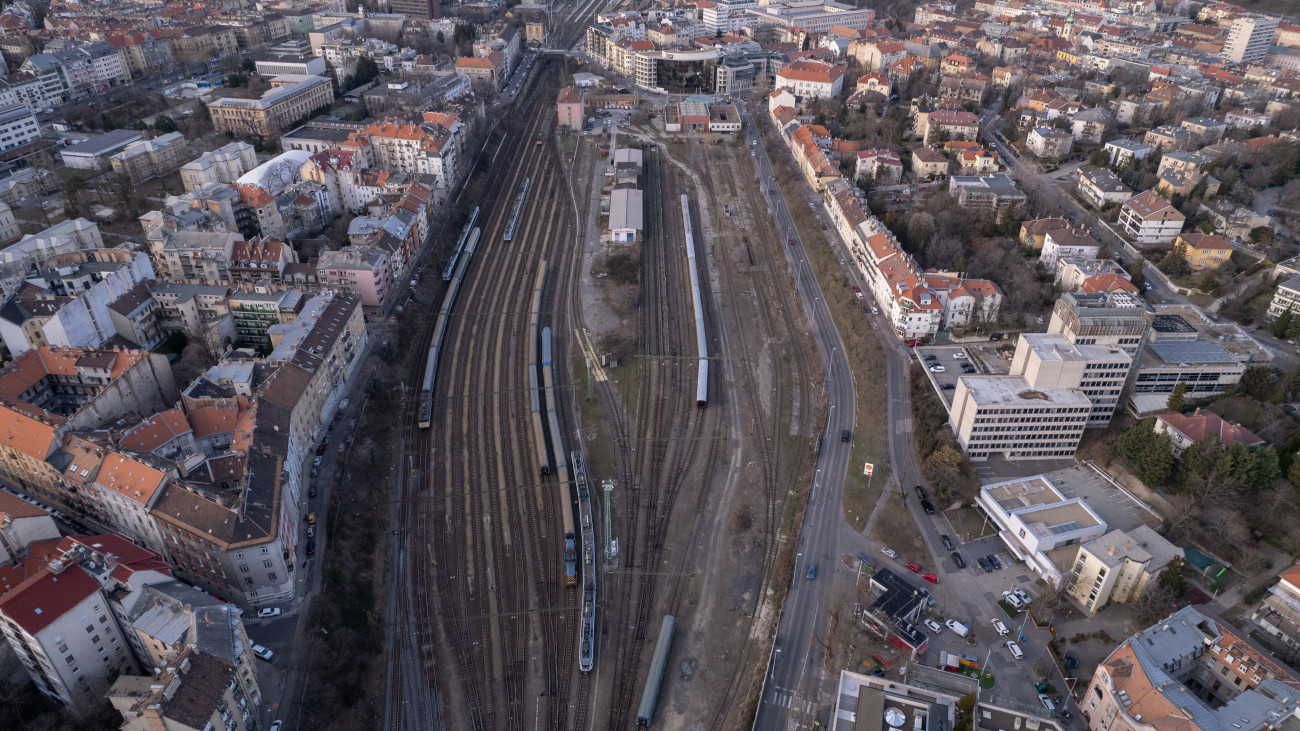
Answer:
(962, 366, 976, 373)
(924, 354, 938, 361)
(951, 552, 966, 569)
(977, 556, 993, 572)
(921, 499, 936, 515)
(941, 534, 955, 551)
(308, 485, 317, 498)
(988, 554, 1003, 570)
(914, 485, 927, 500)
(940, 383, 955, 390)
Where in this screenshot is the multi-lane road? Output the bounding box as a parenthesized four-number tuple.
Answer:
(739, 101, 862, 730)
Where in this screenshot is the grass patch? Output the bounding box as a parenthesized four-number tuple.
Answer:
(979, 671, 997, 689)
(998, 600, 1018, 617)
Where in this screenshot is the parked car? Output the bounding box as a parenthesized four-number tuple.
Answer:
(977, 556, 992, 572)
(881, 547, 897, 558)
(306, 525, 315, 538)
(940, 534, 955, 551)
(924, 354, 938, 361)
(951, 552, 965, 569)
(945, 620, 969, 637)
(991, 618, 1009, 636)
(1014, 588, 1031, 604)
(806, 563, 818, 579)
(257, 607, 282, 618)
(914, 485, 927, 500)
(308, 486, 317, 498)
(988, 554, 1003, 570)
(306, 540, 316, 557)
(921, 499, 935, 515)
(924, 618, 943, 633)
(922, 573, 939, 584)
(306, 512, 317, 525)
(905, 562, 921, 573)
(316, 444, 326, 456)
(940, 384, 954, 390)
(252, 644, 274, 661)
(312, 456, 323, 467)
(1006, 641, 1024, 660)
(1003, 590, 1023, 609)
(929, 365, 946, 373)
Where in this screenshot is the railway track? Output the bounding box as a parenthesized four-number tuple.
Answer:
(601, 148, 725, 727)
(691, 142, 818, 729)
(389, 58, 586, 731)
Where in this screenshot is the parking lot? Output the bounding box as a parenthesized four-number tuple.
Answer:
(914, 343, 1011, 408)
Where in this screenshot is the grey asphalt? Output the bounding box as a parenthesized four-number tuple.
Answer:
(748, 99, 1087, 730)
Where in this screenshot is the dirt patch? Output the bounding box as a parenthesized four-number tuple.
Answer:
(870, 492, 929, 562)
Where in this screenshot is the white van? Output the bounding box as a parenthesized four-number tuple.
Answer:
(991, 618, 1009, 636)
(945, 620, 969, 637)
(1006, 640, 1024, 660)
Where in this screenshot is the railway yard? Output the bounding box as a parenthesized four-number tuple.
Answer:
(375, 46, 828, 730)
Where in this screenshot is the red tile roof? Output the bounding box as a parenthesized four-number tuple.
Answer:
(0, 560, 101, 635)
(1159, 411, 1264, 449)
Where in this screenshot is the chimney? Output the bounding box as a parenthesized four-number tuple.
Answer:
(1109, 545, 1116, 555)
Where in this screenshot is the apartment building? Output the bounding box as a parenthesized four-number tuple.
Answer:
(1104, 138, 1152, 167)
(0, 534, 170, 714)
(1040, 227, 1101, 270)
(917, 108, 979, 145)
(1027, 127, 1073, 158)
(106, 33, 175, 82)
(153, 293, 364, 610)
(950, 173, 1027, 212)
(109, 649, 258, 731)
(109, 132, 187, 184)
(0, 102, 40, 153)
(1083, 606, 1300, 731)
(206, 74, 334, 138)
(317, 247, 394, 308)
(1222, 15, 1280, 65)
(1119, 190, 1186, 244)
(0, 490, 59, 562)
(150, 230, 242, 284)
(83, 453, 171, 559)
(1250, 564, 1300, 656)
(154, 27, 241, 67)
(1076, 168, 1132, 209)
(180, 141, 258, 192)
(0, 248, 156, 355)
(1066, 526, 1179, 613)
(775, 60, 844, 98)
(1268, 275, 1300, 320)
(340, 113, 464, 202)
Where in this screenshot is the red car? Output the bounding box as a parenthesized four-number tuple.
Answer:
(788, 237, 796, 246)
(905, 562, 922, 573)
(923, 573, 939, 584)
(907, 340, 923, 347)
(851, 286, 860, 292)
(315, 444, 326, 456)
